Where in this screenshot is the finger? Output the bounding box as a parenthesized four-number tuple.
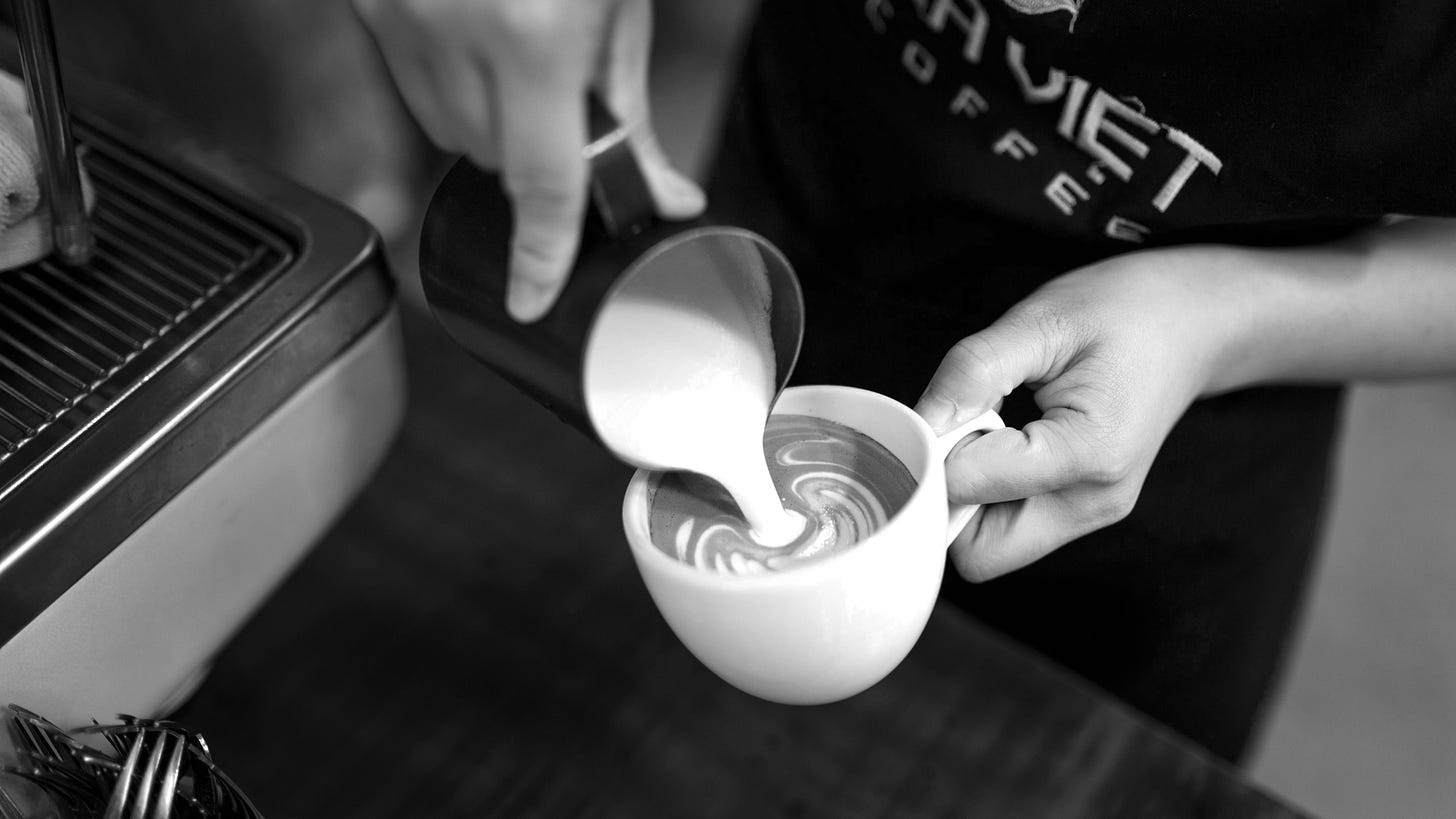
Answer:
(599, 0, 705, 219)
(947, 493, 1087, 582)
(369, 44, 468, 155)
(915, 312, 1064, 434)
(493, 65, 589, 322)
(435, 52, 498, 168)
(945, 408, 1107, 505)
(352, 0, 470, 154)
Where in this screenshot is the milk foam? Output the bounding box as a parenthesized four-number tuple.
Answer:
(648, 414, 918, 574)
(584, 235, 801, 545)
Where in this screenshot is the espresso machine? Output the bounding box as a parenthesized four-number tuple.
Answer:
(0, 0, 405, 732)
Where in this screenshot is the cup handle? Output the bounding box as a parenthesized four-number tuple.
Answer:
(583, 93, 655, 239)
(930, 410, 1006, 548)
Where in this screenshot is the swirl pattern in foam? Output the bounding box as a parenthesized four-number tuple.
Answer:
(647, 414, 917, 575)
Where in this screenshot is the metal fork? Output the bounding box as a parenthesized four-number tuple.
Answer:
(100, 729, 185, 819)
(82, 720, 265, 819)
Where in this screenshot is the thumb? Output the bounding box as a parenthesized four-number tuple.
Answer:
(915, 312, 1060, 434)
(599, 0, 706, 220)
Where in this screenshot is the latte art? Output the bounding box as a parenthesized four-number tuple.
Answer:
(648, 415, 917, 574)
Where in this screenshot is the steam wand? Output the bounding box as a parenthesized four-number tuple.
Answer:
(13, 0, 92, 266)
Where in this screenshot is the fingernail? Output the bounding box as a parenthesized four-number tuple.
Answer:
(916, 394, 960, 433)
(507, 281, 551, 323)
(661, 169, 705, 216)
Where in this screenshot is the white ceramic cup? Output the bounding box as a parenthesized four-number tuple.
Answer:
(621, 384, 1004, 705)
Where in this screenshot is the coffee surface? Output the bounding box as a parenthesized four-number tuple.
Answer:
(648, 414, 917, 574)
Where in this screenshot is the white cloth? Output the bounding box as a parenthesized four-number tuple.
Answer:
(0, 72, 41, 227)
(0, 70, 95, 272)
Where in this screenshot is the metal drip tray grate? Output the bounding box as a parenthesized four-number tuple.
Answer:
(0, 122, 293, 464)
(0, 69, 400, 720)
(0, 94, 393, 651)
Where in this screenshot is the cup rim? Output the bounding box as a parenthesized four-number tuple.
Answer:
(621, 384, 945, 590)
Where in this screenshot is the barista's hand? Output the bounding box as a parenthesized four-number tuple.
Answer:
(915, 249, 1243, 582)
(353, 0, 705, 321)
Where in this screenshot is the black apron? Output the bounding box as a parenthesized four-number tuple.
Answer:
(705, 0, 1455, 762)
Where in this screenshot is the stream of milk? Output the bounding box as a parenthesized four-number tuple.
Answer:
(584, 236, 803, 546)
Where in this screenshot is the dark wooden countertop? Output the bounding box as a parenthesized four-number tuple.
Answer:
(173, 303, 1311, 819)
